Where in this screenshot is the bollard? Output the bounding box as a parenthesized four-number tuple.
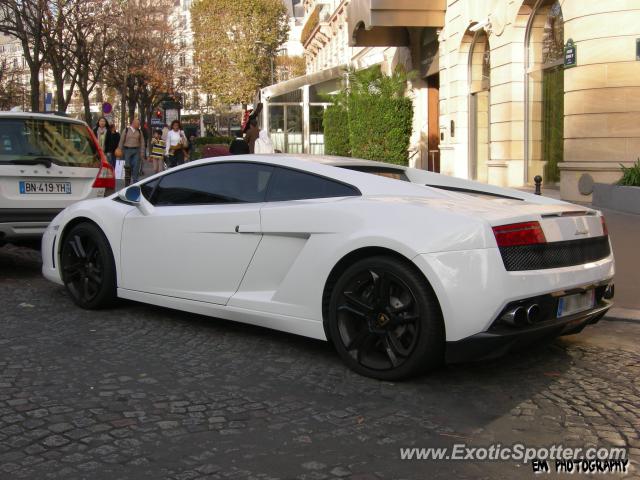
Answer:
(534, 175, 542, 195)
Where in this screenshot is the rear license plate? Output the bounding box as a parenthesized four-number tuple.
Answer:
(557, 290, 595, 318)
(19, 181, 71, 194)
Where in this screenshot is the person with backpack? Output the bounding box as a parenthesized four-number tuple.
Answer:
(116, 118, 146, 185)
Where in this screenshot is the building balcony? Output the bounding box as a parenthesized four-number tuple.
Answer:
(347, 0, 445, 47)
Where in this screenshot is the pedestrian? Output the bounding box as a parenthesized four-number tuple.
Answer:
(116, 118, 146, 186)
(229, 137, 250, 155)
(254, 129, 274, 154)
(110, 124, 121, 153)
(244, 118, 259, 153)
(165, 120, 188, 168)
(149, 129, 166, 174)
(93, 117, 117, 168)
(187, 134, 196, 161)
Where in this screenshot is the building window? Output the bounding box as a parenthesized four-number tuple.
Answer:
(469, 30, 490, 183)
(526, 0, 564, 185)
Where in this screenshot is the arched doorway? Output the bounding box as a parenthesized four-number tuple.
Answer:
(525, 0, 564, 185)
(468, 30, 490, 182)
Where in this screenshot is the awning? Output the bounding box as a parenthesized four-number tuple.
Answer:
(261, 64, 348, 100)
(348, 0, 445, 47)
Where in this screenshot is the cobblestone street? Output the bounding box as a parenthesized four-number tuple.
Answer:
(1, 245, 639, 479)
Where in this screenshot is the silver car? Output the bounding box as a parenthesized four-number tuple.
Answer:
(0, 112, 115, 247)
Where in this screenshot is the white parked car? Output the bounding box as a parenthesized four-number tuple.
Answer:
(41, 155, 614, 380)
(0, 112, 115, 247)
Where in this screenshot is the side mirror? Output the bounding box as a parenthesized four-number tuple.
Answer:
(118, 185, 153, 216)
(119, 185, 141, 204)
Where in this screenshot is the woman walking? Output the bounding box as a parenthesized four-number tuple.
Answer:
(165, 120, 188, 168)
(93, 117, 117, 167)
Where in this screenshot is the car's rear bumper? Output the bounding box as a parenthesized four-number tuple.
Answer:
(0, 209, 64, 243)
(445, 300, 612, 363)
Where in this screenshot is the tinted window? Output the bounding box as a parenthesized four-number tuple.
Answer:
(140, 178, 160, 201)
(0, 118, 99, 167)
(267, 167, 359, 202)
(154, 162, 273, 206)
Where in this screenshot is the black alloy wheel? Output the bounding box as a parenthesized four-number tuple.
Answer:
(60, 223, 116, 309)
(328, 256, 444, 380)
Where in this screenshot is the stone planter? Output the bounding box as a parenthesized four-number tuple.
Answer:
(592, 183, 640, 215)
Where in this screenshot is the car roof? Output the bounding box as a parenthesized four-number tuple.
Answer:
(0, 111, 87, 126)
(180, 154, 441, 199)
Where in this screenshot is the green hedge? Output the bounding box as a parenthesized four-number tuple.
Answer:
(193, 135, 234, 146)
(323, 105, 350, 157)
(348, 95, 412, 165)
(322, 66, 413, 165)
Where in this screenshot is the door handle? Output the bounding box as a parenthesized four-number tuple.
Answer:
(235, 224, 261, 233)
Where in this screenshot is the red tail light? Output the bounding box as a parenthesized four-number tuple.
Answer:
(86, 127, 115, 190)
(492, 221, 546, 247)
(600, 216, 608, 236)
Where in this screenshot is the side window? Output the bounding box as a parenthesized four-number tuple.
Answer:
(140, 177, 160, 202)
(267, 167, 360, 202)
(153, 162, 274, 206)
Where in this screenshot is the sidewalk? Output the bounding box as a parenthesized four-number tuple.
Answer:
(526, 187, 640, 321)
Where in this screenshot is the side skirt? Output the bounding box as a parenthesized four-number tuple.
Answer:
(117, 288, 327, 341)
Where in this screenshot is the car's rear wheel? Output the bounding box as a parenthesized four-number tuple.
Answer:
(60, 223, 116, 309)
(328, 256, 444, 380)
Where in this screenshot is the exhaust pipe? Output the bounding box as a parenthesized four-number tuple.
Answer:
(501, 306, 527, 327)
(526, 304, 541, 324)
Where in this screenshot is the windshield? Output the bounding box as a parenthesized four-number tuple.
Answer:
(0, 118, 100, 168)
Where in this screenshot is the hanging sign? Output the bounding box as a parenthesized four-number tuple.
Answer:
(564, 38, 577, 68)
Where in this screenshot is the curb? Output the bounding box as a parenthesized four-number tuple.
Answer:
(604, 307, 640, 323)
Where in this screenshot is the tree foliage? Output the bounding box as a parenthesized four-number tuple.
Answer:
(0, 59, 28, 109)
(323, 105, 350, 156)
(323, 66, 414, 165)
(0, 0, 53, 111)
(191, 0, 289, 104)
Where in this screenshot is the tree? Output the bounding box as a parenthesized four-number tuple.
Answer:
(0, 0, 53, 111)
(45, 0, 78, 113)
(192, 0, 289, 104)
(274, 55, 305, 82)
(0, 58, 28, 109)
(103, 0, 179, 128)
(67, 0, 121, 123)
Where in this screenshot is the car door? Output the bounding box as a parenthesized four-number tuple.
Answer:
(120, 161, 274, 305)
(229, 166, 361, 318)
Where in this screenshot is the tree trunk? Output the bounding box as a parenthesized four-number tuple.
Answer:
(29, 67, 40, 112)
(81, 87, 92, 125)
(119, 85, 127, 130)
(51, 65, 66, 113)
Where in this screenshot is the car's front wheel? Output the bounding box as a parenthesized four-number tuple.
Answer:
(60, 222, 116, 309)
(328, 256, 444, 380)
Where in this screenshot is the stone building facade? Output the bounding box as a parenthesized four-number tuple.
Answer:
(264, 0, 639, 201)
(436, 0, 640, 200)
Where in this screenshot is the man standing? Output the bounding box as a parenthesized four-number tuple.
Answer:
(117, 118, 146, 185)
